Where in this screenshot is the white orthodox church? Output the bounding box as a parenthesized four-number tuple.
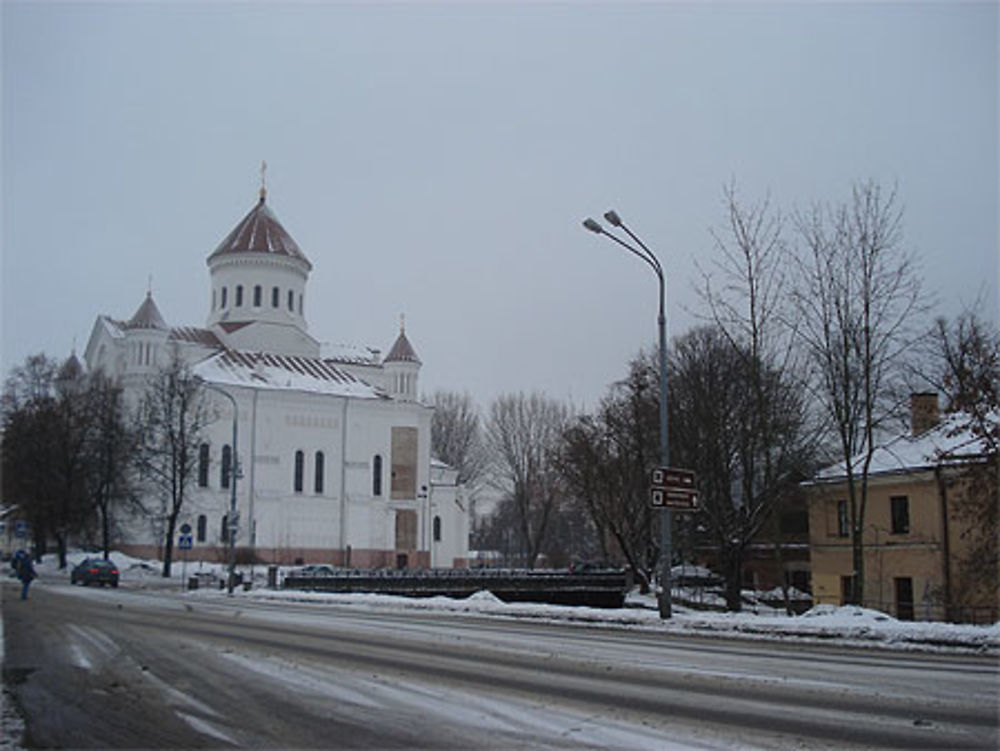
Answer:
(83, 182, 469, 568)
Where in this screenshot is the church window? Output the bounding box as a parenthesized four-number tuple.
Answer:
(253, 285, 262, 307)
(287, 290, 294, 311)
(221, 445, 232, 489)
(236, 285, 244, 307)
(294, 450, 304, 493)
(373, 455, 383, 496)
(298, 294, 303, 315)
(314, 451, 325, 494)
(433, 515, 442, 542)
(272, 286, 279, 308)
(221, 514, 229, 543)
(221, 287, 228, 308)
(197, 514, 207, 542)
(198, 443, 210, 487)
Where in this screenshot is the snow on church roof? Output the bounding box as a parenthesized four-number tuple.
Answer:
(194, 349, 385, 399)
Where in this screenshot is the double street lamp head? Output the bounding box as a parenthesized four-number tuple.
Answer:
(582, 210, 624, 235)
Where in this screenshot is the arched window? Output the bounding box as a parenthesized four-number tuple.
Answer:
(272, 286, 279, 308)
(314, 451, 325, 494)
(198, 443, 210, 487)
(372, 455, 383, 496)
(287, 289, 294, 311)
(221, 287, 228, 308)
(221, 514, 229, 543)
(235, 285, 244, 307)
(221, 445, 232, 489)
(253, 285, 262, 307)
(433, 515, 442, 542)
(294, 450, 304, 493)
(196, 514, 207, 543)
(298, 294, 303, 315)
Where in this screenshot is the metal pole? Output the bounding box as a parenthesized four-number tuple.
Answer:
(583, 212, 672, 618)
(656, 272, 672, 619)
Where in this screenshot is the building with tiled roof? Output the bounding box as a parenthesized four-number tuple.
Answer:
(804, 393, 997, 623)
(83, 182, 467, 569)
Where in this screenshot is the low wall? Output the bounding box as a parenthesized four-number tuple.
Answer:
(282, 568, 631, 609)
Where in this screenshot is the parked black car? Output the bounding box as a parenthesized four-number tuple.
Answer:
(71, 558, 120, 587)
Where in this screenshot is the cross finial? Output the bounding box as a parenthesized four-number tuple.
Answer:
(259, 160, 268, 202)
(400, 313, 406, 334)
(147, 274, 153, 296)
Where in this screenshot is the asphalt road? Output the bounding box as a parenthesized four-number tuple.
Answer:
(3, 578, 997, 750)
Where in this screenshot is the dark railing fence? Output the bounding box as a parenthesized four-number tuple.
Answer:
(281, 567, 631, 609)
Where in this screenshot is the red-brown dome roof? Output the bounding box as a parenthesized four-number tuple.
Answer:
(208, 195, 312, 269)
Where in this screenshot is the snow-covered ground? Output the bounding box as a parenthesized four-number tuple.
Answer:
(18, 550, 1000, 655)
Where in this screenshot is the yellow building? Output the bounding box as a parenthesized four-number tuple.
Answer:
(806, 394, 997, 623)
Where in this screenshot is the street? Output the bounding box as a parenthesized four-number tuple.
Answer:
(3, 578, 997, 749)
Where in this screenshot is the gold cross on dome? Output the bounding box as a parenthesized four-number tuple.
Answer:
(259, 160, 268, 200)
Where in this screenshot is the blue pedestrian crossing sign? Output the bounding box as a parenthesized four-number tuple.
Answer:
(178, 534, 193, 551)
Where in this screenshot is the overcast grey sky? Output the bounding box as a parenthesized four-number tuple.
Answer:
(3, 1, 997, 411)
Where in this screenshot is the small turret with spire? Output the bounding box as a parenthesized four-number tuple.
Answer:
(383, 315, 421, 401)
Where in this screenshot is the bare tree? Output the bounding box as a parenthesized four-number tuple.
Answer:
(486, 392, 569, 569)
(791, 180, 926, 605)
(557, 353, 660, 589)
(668, 327, 809, 610)
(925, 310, 998, 614)
(2, 354, 96, 568)
(136, 351, 214, 577)
(699, 183, 817, 612)
(84, 371, 139, 559)
(2, 354, 60, 560)
(429, 390, 488, 513)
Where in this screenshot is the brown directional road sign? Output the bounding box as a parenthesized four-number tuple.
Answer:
(650, 467, 698, 510)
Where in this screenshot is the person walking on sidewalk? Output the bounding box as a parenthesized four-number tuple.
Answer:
(15, 553, 36, 600)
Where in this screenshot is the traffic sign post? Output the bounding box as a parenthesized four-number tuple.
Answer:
(650, 467, 699, 511)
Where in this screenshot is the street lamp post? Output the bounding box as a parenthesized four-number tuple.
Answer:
(583, 211, 673, 618)
(197, 379, 239, 595)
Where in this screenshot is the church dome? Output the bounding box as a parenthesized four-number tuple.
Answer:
(384, 328, 421, 364)
(208, 194, 312, 270)
(126, 292, 168, 330)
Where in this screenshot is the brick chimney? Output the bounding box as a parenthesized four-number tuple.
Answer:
(910, 392, 939, 436)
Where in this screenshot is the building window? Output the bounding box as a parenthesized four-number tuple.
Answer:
(287, 289, 294, 311)
(433, 515, 442, 542)
(221, 287, 228, 308)
(198, 443, 210, 488)
(837, 500, 849, 538)
(314, 451, 325, 494)
(235, 285, 244, 307)
(272, 286, 279, 308)
(197, 514, 207, 543)
(253, 285, 262, 307)
(373, 455, 382, 496)
(221, 445, 232, 489)
(298, 294, 303, 315)
(221, 514, 229, 543)
(890, 496, 910, 535)
(294, 450, 304, 493)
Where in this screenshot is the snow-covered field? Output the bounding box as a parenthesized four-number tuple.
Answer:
(20, 550, 1000, 655)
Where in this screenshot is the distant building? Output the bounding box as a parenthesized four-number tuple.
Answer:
(804, 393, 996, 623)
(83, 183, 468, 568)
